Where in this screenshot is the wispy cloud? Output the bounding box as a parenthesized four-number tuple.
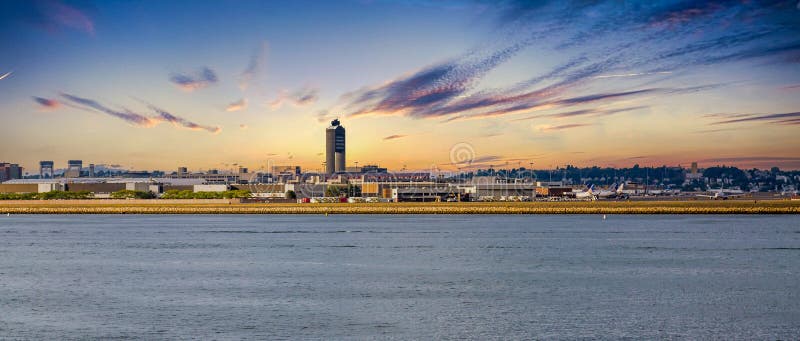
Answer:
(383, 134, 407, 140)
(169, 67, 218, 92)
(32, 96, 60, 110)
(592, 71, 673, 79)
(328, 0, 797, 126)
(479, 132, 504, 138)
(239, 42, 268, 90)
(701, 156, 800, 163)
(341, 39, 532, 119)
(645, 1, 731, 29)
(449, 87, 664, 121)
(474, 155, 508, 164)
(270, 87, 319, 109)
(691, 127, 743, 134)
(338, 48, 722, 122)
(700, 42, 800, 65)
(702, 113, 755, 119)
(225, 98, 247, 112)
(436, 154, 547, 170)
(558, 90, 656, 106)
(146, 104, 221, 134)
(0, 71, 12, 81)
(315, 110, 335, 123)
(699, 156, 800, 169)
(535, 123, 592, 132)
(13, 0, 95, 35)
(514, 106, 647, 121)
(710, 112, 800, 125)
(43, 0, 94, 34)
(239, 124, 248, 130)
(61, 93, 157, 127)
(60, 93, 220, 133)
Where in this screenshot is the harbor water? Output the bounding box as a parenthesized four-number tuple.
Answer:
(1, 214, 798, 339)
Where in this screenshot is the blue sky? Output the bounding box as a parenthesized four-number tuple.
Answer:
(1, 0, 799, 173)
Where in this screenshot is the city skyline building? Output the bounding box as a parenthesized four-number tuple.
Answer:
(65, 160, 82, 178)
(326, 119, 346, 174)
(39, 161, 54, 179)
(0, 162, 23, 182)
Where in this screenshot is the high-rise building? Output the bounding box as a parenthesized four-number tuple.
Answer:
(0, 162, 23, 182)
(685, 161, 702, 180)
(326, 119, 346, 174)
(1, 163, 11, 182)
(89, 164, 96, 177)
(65, 160, 82, 178)
(40, 161, 54, 178)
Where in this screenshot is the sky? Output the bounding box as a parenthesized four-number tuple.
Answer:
(1, 0, 799, 174)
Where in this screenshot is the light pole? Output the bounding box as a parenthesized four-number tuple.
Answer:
(529, 162, 534, 181)
(321, 162, 326, 197)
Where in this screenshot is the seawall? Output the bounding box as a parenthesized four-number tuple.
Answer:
(1, 200, 799, 214)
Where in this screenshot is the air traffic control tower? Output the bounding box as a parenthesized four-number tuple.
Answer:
(326, 119, 346, 174)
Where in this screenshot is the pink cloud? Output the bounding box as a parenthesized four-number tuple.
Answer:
(32, 0, 95, 35)
(226, 98, 247, 112)
(33, 96, 61, 110)
(383, 134, 407, 140)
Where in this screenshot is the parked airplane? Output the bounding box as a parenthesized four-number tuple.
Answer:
(574, 184, 596, 200)
(571, 183, 627, 201)
(708, 188, 744, 195)
(596, 183, 626, 199)
(697, 187, 746, 200)
(648, 188, 681, 196)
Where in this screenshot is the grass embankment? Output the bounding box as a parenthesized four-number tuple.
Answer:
(1, 200, 799, 214)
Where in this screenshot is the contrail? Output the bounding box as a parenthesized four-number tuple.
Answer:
(593, 71, 672, 79)
(0, 71, 12, 80)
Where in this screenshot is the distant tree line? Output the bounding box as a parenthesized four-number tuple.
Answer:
(455, 165, 800, 191)
(0, 189, 252, 200)
(160, 189, 251, 199)
(0, 191, 92, 200)
(110, 190, 156, 199)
